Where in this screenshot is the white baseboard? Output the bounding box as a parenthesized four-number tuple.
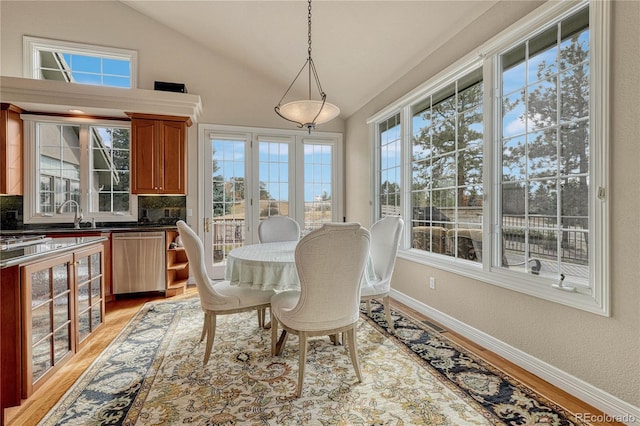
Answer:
(390, 289, 640, 426)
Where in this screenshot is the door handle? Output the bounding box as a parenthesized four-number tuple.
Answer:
(204, 217, 210, 233)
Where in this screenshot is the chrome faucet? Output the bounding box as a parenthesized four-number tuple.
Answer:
(56, 199, 84, 229)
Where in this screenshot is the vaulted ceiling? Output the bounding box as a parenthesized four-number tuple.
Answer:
(120, 1, 500, 118)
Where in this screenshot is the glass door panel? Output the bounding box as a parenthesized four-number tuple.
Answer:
(258, 138, 290, 221)
(303, 142, 334, 232)
(207, 137, 249, 278)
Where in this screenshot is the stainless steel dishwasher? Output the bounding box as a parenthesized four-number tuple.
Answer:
(112, 231, 166, 294)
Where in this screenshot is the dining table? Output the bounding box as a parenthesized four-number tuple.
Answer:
(225, 240, 378, 292)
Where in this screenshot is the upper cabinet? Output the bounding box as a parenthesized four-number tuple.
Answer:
(0, 103, 23, 195)
(129, 113, 192, 195)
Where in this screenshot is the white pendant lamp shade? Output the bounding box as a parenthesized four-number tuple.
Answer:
(277, 100, 340, 127)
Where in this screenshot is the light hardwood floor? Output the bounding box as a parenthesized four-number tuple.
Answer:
(5, 287, 623, 426)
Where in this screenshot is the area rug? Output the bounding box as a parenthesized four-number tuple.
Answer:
(39, 298, 586, 425)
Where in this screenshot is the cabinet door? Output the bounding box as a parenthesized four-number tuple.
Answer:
(131, 118, 160, 194)
(21, 253, 75, 397)
(159, 120, 186, 194)
(0, 105, 23, 195)
(1, 266, 21, 411)
(74, 245, 105, 348)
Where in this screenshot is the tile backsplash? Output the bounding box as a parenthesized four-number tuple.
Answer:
(138, 196, 186, 226)
(0, 196, 23, 230)
(0, 195, 186, 230)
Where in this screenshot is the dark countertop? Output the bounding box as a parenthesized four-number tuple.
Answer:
(0, 236, 108, 269)
(0, 225, 177, 236)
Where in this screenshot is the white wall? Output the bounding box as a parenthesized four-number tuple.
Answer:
(345, 0, 640, 411)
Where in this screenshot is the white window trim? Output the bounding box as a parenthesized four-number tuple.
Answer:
(369, 0, 609, 316)
(23, 114, 138, 225)
(23, 36, 138, 88)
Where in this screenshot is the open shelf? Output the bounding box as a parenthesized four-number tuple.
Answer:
(165, 230, 189, 296)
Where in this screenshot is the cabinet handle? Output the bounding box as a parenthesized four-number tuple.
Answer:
(204, 217, 210, 233)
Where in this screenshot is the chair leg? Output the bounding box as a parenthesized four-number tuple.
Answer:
(329, 334, 341, 345)
(297, 332, 308, 398)
(383, 295, 394, 333)
(366, 299, 372, 316)
(199, 312, 208, 342)
(271, 311, 289, 356)
(203, 313, 217, 365)
(275, 329, 289, 356)
(270, 310, 278, 356)
(256, 308, 264, 329)
(346, 326, 362, 383)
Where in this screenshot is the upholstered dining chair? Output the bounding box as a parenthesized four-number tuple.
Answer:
(176, 221, 275, 365)
(258, 215, 300, 243)
(270, 223, 371, 398)
(360, 215, 404, 333)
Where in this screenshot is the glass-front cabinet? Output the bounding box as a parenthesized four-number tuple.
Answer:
(21, 253, 74, 397)
(75, 245, 105, 347)
(20, 244, 105, 397)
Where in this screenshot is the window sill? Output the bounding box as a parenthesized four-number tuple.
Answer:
(397, 249, 609, 317)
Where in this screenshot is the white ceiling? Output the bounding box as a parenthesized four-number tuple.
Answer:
(120, 0, 500, 118)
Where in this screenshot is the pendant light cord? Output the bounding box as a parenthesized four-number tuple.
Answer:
(307, 0, 312, 99)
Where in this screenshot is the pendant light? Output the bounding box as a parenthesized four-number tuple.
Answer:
(275, 0, 340, 132)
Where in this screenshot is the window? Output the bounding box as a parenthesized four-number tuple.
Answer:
(498, 8, 590, 283)
(411, 69, 483, 259)
(303, 141, 335, 230)
(24, 116, 137, 224)
(259, 138, 290, 220)
(370, 0, 609, 315)
(24, 36, 137, 88)
(377, 114, 402, 217)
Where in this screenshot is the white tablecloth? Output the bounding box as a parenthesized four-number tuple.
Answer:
(225, 241, 377, 292)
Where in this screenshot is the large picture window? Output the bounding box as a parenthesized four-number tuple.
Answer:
(411, 69, 483, 260)
(370, 0, 608, 315)
(498, 7, 590, 285)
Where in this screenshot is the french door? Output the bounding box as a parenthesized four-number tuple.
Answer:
(199, 124, 343, 278)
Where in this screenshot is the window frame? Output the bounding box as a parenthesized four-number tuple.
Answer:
(369, 0, 609, 316)
(23, 36, 137, 88)
(23, 115, 138, 225)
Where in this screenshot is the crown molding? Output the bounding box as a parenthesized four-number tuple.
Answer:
(0, 76, 202, 123)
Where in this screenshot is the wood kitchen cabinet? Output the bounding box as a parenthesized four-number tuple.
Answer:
(1, 266, 21, 422)
(128, 113, 191, 195)
(0, 103, 23, 195)
(21, 253, 75, 398)
(19, 244, 104, 398)
(74, 244, 105, 349)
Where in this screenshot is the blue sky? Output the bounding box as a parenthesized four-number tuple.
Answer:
(212, 139, 332, 202)
(62, 53, 130, 88)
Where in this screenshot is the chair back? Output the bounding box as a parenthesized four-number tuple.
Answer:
(285, 223, 370, 331)
(370, 215, 404, 285)
(258, 216, 301, 243)
(176, 221, 231, 307)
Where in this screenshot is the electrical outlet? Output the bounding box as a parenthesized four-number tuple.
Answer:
(429, 277, 436, 289)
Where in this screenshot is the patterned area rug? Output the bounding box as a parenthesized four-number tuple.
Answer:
(39, 298, 586, 425)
